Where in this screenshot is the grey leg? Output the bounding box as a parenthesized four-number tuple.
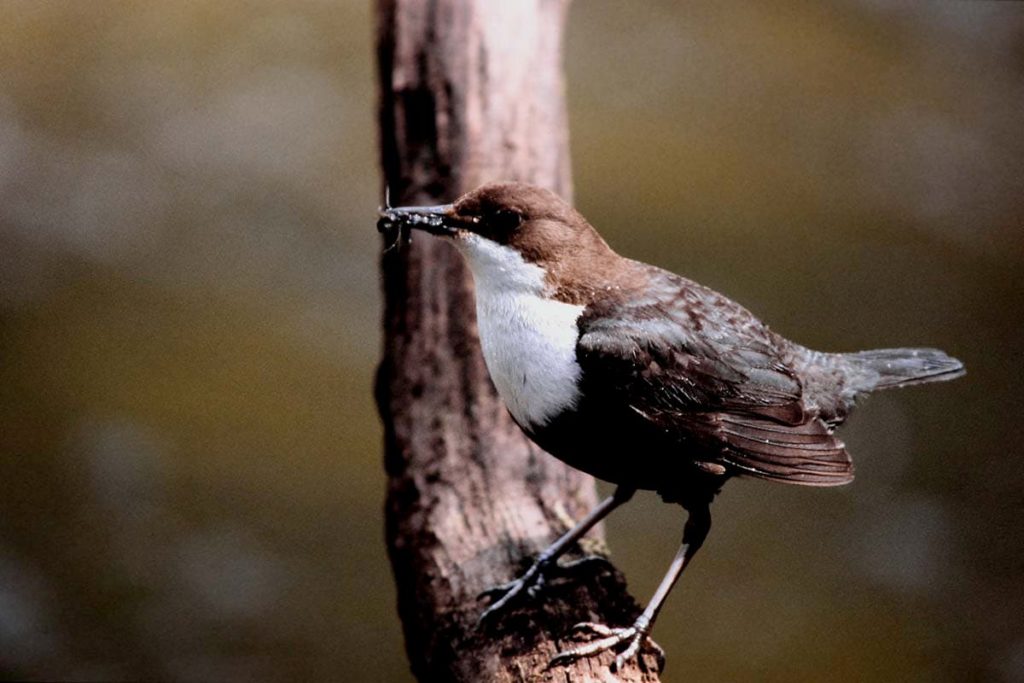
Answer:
(550, 503, 712, 673)
(479, 485, 636, 622)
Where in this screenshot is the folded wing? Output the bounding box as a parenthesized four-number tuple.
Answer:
(576, 275, 853, 486)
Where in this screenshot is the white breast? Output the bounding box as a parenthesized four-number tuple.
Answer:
(453, 234, 584, 429)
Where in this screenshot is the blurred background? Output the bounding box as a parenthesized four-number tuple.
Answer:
(1, 1, 1021, 680)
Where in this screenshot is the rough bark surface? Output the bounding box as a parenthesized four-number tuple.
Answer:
(375, 1, 660, 681)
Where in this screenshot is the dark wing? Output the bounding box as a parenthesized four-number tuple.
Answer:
(576, 271, 852, 486)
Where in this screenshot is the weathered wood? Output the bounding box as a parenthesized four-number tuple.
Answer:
(374, 0, 660, 680)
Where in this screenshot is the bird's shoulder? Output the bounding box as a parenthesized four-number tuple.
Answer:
(578, 260, 778, 343)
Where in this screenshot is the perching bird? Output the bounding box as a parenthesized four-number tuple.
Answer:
(378, 182, 964, 672)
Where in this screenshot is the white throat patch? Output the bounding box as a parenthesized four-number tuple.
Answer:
(453, 233, 584, 429)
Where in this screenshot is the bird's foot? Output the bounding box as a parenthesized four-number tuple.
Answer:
(478, 554, 615, 622)
(549, 619, 665, 673)
(477, 563, 545, 622)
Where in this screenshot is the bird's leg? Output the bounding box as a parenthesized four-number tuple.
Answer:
(550, 503, 712, 673)
(479, 485, 635, 622)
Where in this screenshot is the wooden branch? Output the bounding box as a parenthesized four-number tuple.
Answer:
(374, 0, 660, 681)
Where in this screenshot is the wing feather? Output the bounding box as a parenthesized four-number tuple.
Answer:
(576, 271, 853, 486)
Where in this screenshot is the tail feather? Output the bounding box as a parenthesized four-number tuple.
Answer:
(843, 347, 965, 393)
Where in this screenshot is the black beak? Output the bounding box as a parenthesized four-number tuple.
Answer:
(377, 203, 458, 237)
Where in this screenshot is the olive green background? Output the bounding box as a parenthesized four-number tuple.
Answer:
(1, 1, 1021, 681)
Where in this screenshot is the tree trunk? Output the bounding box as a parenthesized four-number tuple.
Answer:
(375, 1, 660, 681)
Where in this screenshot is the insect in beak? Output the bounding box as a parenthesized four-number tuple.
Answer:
(377, 190, 458, 252)
(378, 186, 412, 254)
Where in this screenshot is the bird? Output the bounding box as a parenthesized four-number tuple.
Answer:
(377, 181, 964, 672)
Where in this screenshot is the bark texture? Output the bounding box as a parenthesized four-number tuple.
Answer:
(375, 1, 660, 681)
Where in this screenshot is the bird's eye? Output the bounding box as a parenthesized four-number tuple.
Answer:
(492, 208, 523, 232)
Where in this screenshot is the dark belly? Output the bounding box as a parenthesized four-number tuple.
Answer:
(524, 401, 726, 504)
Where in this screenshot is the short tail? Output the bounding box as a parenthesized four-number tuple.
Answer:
(842, 347, 965, 393)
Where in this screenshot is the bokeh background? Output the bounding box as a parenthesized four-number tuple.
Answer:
(1, 1, 1022, 681)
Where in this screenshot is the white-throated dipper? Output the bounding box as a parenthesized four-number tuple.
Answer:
(378, 181, 964, 672)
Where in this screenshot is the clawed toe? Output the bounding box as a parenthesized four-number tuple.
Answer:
(478, 579, 526, 622)
(549, 621, 663, 673)
(477, 574, 536, 602)
(477, 582, 513, 601)
(478, 562, 546, 623)
(478, 553, 611, 624)
(553, 554, 615, 574)
(568, 621, 617, 638)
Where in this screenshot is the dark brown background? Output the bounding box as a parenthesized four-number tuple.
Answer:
(1, 1, 1022, 680)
